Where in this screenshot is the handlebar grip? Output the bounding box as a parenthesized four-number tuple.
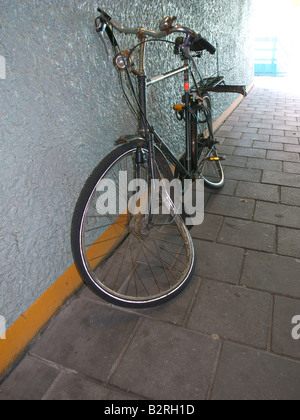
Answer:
(97, 8, 112, 22)
(191, 35, 216, 55)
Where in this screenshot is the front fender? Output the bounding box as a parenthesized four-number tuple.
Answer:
(115, 134, 146, 146)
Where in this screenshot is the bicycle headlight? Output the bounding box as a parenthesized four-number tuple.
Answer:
(114, 51, 133, 70)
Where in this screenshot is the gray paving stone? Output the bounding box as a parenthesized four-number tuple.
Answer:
(210, 342, 300, 400)
(217, 125, 233, 132)
(225, 115, 240, 123)
(217, 144, 235, 155)
(248, 122, 272, 130)
(273, 124, 298, 132)
(223, 138, 253, 148)
(205, 194, 255, 220)
(284, 144, 300, 153)
(109, 319, 220, 400)
(270, 135, 299, 144)
(281, 186, 300, 206)
(262, 170, 300, 187)
(224, 166, 262, 182)
(234, 147, 267, 159)
(217, 130, 242, 139)
(0, 356, 59, 400)
(192, 214, 223, 242)
(284, 131, 300, 140)
(222, 155, 247, 168)
(258, 128, 285, 137)
(135, 277, 201, 326)
(242, 133, 270, 142)
(30, 299, 139, 382)
(187, 280, 271, 349)
(254, 201, 300, 229)
(231, 126, 258, 134)
(283, 162, 300, 174)
(272, 296, 300, 360)
(247, 157, 283, 172)
(277, 227, 300, 258)
(253, 141, 283, 151)
(43, 372, 140, 401)
(279, 116, 298, 122)
(267, 150, 300, 162)
(218, 218, 276, 252)
(241, 251, 300, 298)
(193, 239, 244, 284)
(235, 181, 279, 202)
(215, 135, 225, 143)
(206, 179, 238, 196)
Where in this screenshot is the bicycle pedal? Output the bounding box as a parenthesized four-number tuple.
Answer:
(207, 155, 226, 162)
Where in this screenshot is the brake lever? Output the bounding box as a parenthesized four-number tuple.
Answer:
(99, 29, 112, 60)
(96, 19, 111, 60)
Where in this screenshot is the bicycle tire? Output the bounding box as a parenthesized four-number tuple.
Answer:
(71, 139, 196, 307)
(198, 93, 225, 189)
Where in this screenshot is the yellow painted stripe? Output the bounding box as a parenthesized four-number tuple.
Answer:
(0, 264, 83, 377)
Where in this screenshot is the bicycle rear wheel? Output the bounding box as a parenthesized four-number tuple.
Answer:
(71, 140, 195, 307)
(198, 93, 225, 189)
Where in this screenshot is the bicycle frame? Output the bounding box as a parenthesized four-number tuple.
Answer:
(135, 40, 201, 180)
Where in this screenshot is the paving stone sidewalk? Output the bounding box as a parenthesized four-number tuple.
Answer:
(1, 78, 300, 400)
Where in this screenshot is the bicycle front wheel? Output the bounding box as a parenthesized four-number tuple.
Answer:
(71, 140, 195, 307)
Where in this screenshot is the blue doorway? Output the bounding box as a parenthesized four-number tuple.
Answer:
(253, 0, 300, 78)
(254, 37, 280, 76)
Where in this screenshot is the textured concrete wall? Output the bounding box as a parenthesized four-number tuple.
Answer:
(0, 0, 254, 329)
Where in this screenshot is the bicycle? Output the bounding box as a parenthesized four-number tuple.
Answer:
(71, 9, 247, 308)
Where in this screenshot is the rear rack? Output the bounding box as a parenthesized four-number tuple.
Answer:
(197, 76, 247, 97)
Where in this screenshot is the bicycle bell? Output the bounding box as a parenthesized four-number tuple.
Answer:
(159, 16, 177, 32)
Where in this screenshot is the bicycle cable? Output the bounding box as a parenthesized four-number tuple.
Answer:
(101, 25, 140, 121)
(118, 69, 139, 121)
(110, 32, 180, 137)
(123, 39, 178, 136)
(112, 35, 153, 134)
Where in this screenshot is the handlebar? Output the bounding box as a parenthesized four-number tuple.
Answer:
(97, 8, 195, 39)
(96, 8, 216, 55)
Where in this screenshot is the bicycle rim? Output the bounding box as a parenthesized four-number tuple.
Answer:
(200, 146, 225, 189)
(197, 93, 225, 189)
(72, 142, 195, 307)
